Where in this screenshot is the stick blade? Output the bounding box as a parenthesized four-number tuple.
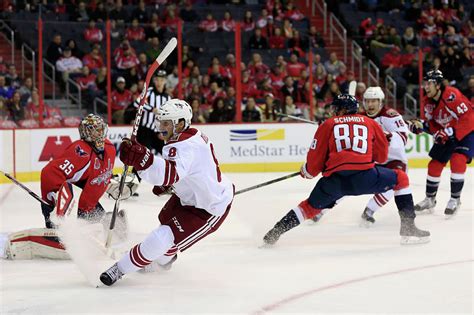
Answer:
(156, 37, 177, 65)
(349, 80, 357, 96)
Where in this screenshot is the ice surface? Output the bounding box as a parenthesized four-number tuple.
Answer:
(0, 169, 472, 314)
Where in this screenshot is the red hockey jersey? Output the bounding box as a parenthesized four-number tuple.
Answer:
(305, 114, 389, 177)
(41, 139, 116, 212)
(423, 86, 474, 141)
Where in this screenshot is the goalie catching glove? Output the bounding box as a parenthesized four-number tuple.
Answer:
(107, 173, 140, 200)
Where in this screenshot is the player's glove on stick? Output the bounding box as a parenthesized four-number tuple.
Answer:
(119, 138, 154, 171)
(434, 127, 455, 144)
(300, 163, 314, 179)
(152, 185, 173, 196)
(406, 119, 425, 134)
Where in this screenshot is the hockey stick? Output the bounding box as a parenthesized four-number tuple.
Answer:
(348, 80, 357, 96)
(0, 170, 50, 206)
(235, 172, 300, 195)
(105, 37, 177, 250)
(276, 112, 317, 125)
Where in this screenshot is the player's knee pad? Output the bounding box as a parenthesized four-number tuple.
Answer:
(428, 159, 446, 178)
(140, 225, 175, 261)
(393, 169, 410, 191)
(298, 199, 323, 220)
(450, 153, 468, 174)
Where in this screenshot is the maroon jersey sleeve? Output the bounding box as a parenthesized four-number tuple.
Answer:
(441, 87, 474, 140)
(41, 140, 93, 204)
(305, 120, 333, 177)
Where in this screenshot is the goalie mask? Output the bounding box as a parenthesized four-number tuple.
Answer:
(363, 87, 385, 117)
(155, 99, 193, 140)
(79, 114, 108, 153)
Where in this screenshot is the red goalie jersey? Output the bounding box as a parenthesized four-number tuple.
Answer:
(423, 86, 474, 140)
(41, 139, 116, 212)
(305, 114, 389, 177)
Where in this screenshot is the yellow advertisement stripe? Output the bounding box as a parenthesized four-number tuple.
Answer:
(256, 129, 285, 140)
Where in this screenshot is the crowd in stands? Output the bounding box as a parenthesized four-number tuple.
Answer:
(354, 0, 473, 101)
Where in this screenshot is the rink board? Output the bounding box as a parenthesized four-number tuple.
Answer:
(0, 124, 438, 183)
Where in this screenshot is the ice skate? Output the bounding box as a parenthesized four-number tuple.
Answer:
(100, 263, 124, 286)
(414, 197, 436, 214)
(261, 226, 284, 247)
(444, 198, 460, 218)
(360, 207, 375, 228)
(399, 215, 430, 245)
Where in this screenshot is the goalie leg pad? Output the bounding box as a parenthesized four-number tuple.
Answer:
(5, 229, 70, 260)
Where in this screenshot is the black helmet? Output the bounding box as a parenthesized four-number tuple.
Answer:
(332, 94, 359, 115)
(423, 69, 444, 85)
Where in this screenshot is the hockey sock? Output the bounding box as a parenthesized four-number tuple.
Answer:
(117, 225, 175, 274)
(394, 189, 415, 219)
(426, 159, 445, 198)
(366, 190, 394, 213)
(269, 210, 301, 236)
(450, 153, 467, 199)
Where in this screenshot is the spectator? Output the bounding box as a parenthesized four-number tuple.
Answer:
(111, 77, 133, 124)
(163, 9, 179, 31)
(226, 86, 236, 109)
(7, 91, 25, 122)
(242, 10, 255, 32)
(145, 20, 165, 41)
(360, 17, 376, 38)
(421, 16, 438, 40)
(114, 41, 139, 71)
(93, 67, 106, 93)
(441, 46, 464, 85)
(18, 77, 33, 106)
(280, 75, 298, 100)
(308, 25, 325, 48)
(180, 2, 199, 22)
(242, 97, 262, 122)
(126, 18, 146, 41)
(286, 53, 306, 79)
(282, 19, 294, 38)
(52, 0, 66, 15)
(82, 44, 104, 72)
(248, 53, 270, 84)
(257, 8, 270, 29)
(190, 98, 206, 124)
(445, 25, 462, 47)
(206, 82, 227, 106)
(167, 66, 179, 92)
(269, 27, 285, 49)
(76, 66, 97, 91)
(199, 13, 218, 32)
(110, 0, 128, 24)
(5, 65, 21, 89)
(89, 2, 107, 22)
(402, 26, 417, 48)
(241, 70, 258, 99)
(288, 30, 309, 55)
(402, 44, 417, 66)
(132, 0, 148, 24)
(209, 97, 234, 123)
(313, 63, 327, 93)
(65, 39, 84, 59)
(46, 34, 63, 64)
(208, 64, 226, 87)
(0, 98, 10, 121)
(281, 95, 304, 118)
(381, 46, 403, 72)
(200, 75, 211, 102)
(224, 54, 236, 85)
(324, 52, 346, 77)
(261, 93, 278, 122)
(136, 53, 148, 81)
(221, 11, 236, 32)
(109, 19, 121, 39)
(386, 26, 402, 48)
(188, 84, 204, 104)
(146, 37, 162, 62)
(403, 59, 420, 95)
(72, 1, 89, 22)
(284, 2, 305, 21)
(249, 28, 269, 49)
(261, 16, 276, 39)
(84, 20, 104, 44)
(0, 75, 14, 100)
(463, 76, 474, 102)
(56, 48, 83, 84)
(26, 88, 63, 123)
(0, 56, 7, 74)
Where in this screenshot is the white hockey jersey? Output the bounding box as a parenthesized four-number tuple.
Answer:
(138, 128, 234, 216)
(371, 107, 408, 164)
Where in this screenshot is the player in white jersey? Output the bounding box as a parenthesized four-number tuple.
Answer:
(100, 99, 234, 286)
(359, 87, 410, 225)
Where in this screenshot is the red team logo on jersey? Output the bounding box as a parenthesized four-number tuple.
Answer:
(38, 136, 73, 161)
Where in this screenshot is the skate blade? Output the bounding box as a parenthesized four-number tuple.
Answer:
(258, 243, 275, 249)
(415, 207, 435, 215)
(444, 212, 458, 220)
(400, 236, 430, 245)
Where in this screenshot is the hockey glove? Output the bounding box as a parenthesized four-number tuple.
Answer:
(406, 119, 425, 135)
(152, 185, 173, 197)
(41, 202, 56, 229)
(434, 127, 455, 144)
(119, 138, 154, 171)
(300, 163, 314, 179)
(384, 131, 393, 142)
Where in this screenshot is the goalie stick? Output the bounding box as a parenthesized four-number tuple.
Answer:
(105, 37, 177, 250)
(0, 171, 50, 206)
